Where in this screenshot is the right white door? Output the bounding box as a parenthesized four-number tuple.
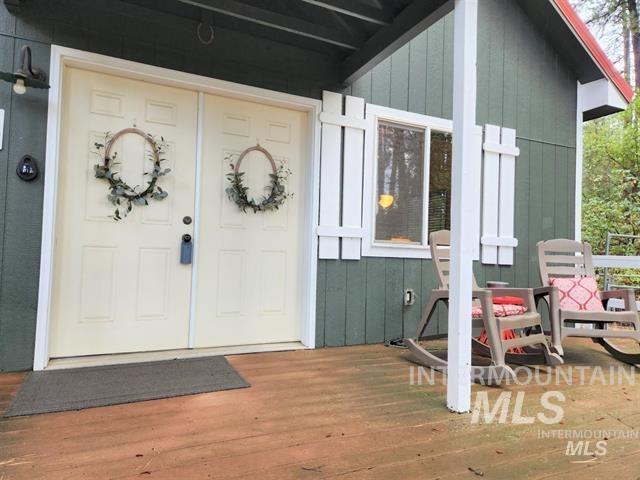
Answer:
(194, 94, 308, 348)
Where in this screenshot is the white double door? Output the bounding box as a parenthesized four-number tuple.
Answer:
(50, 67, 307, 358)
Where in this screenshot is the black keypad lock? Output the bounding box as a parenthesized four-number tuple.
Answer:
(16, 155, 39, 181)
(181, 234, 193, 264)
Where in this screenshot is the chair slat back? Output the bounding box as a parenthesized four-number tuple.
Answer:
(430, 230, 479, 290)
(537, 238, 595, 286)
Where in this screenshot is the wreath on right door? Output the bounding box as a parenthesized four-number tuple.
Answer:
(225, 144, 292, 213)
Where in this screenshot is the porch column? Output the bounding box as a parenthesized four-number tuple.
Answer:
(447, 0, 478, 413)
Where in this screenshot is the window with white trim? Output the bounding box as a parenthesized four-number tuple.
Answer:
(363, 105, 453, 258)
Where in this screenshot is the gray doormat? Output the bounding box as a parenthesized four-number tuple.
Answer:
(4, 356, 249, 417)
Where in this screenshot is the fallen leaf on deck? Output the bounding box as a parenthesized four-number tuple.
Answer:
(468, 466, 484, 476)
(302, 465, 324, 473)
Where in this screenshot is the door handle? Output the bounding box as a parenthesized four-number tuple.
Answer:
(180, 234, 193, 264)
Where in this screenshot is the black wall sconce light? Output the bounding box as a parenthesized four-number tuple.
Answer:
(0, 45, 50, 95)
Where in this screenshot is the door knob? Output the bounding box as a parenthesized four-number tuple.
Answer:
(182, 234, 192, 243)
(183, 216, 192, 225)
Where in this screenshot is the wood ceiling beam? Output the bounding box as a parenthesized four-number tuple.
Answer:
(175, 0, 365, 50)
(342, 0, 453, 84)
(298, 0, 392, 26)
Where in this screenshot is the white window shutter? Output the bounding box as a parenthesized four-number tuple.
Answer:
(481, 125, 520, 265)
(481, 125, 500, 264)
(317, 91, 366, 260)
(318, 91, 342, 259)
(341, 96, 365, 259)
(497, 128, 517, 265)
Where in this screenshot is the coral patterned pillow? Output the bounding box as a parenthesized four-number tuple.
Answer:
(549, 276, 604, 312)
(471, 303, 526, 319)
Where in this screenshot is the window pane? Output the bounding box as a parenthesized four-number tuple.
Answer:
(428, 131, 452, 236)
(375, 121, 425, 244)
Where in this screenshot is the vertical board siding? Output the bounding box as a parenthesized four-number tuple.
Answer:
(0, 36, 50, 371)
(0, 32, 15, 370)
(0, 1, 581, 359)
(528, 141, 545, 288)
(408, 32, 428, 115)
(0, 0, 341, 371)
(345, 261, 367, 345)
(487, 0, 505, 126)
(402, 259, 423, 338)
(425, 20, 445, 118)
(324, 261, 347, 347)
(514, 140, 531, 289)
(383, 260, 404, 341)
(317, 0, 578, 347)
(0, 33, 14, 303)
(364, 258, 386, 344)
(441, 14, 454, 119)
(315, 261, 327, 347)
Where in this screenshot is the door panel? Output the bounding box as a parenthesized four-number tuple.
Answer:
(50, 67, 198, 358)
(195, 94, 307, 347)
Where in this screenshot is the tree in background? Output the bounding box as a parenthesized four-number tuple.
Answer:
(582, 96, 640, 254)
(571, 0, 639, 86)
(571, 1, 640, 259)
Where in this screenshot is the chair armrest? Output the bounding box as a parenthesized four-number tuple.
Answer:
(472, 289, 492, 301)
(600, 289, 631, 299)
(601, 288, 638, 311)
(435, 288, 493, 308)
(533, 286, 555, 297)
(487, 287, 536, 313)
(533, 285, 559, 315)
(472, 289, 495, 320)
(430, 289, 452, 301)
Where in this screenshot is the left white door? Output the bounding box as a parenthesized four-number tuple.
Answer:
(49, 67, 198, 358)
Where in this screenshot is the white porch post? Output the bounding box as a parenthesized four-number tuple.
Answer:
(447, 0, 478, 413)
(575, 81, 584, 242)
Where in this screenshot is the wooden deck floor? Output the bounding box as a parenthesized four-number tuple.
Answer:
(1, 339, 639, 479)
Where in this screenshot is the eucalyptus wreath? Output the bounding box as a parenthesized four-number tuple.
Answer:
(225, 145, 292, 213)
(93, 128, 171, 221)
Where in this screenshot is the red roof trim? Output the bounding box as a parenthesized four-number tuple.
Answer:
(552, 0, 633, 103)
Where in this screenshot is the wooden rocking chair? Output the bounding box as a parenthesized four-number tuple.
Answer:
(405, 231, 563, 385)
(535, 239, 640, 364)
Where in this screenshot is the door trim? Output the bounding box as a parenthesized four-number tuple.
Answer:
(188, 92, 205, 349)
(35, 45, 321, 370)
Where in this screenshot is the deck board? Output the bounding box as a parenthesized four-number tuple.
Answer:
(1, 339, 639, 479)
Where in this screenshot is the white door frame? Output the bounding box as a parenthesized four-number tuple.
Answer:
(34, 45, 321, 370)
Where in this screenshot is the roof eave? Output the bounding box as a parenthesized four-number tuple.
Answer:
(551, 0, 633, 104)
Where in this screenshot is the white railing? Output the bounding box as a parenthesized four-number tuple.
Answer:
(592, 255, 640, 268)
(593, 254, 640, 309)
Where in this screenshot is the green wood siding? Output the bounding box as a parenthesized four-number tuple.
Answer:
(0, 0, 581, 367)
(0, 0, 341, 371)
(0, 33, 49, 371)
(316, 0, 578, 347)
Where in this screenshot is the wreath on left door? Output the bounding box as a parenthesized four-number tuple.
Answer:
(93, 127, 171, 221)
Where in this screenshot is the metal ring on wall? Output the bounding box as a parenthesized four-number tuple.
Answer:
(197, 22, 215, 45)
